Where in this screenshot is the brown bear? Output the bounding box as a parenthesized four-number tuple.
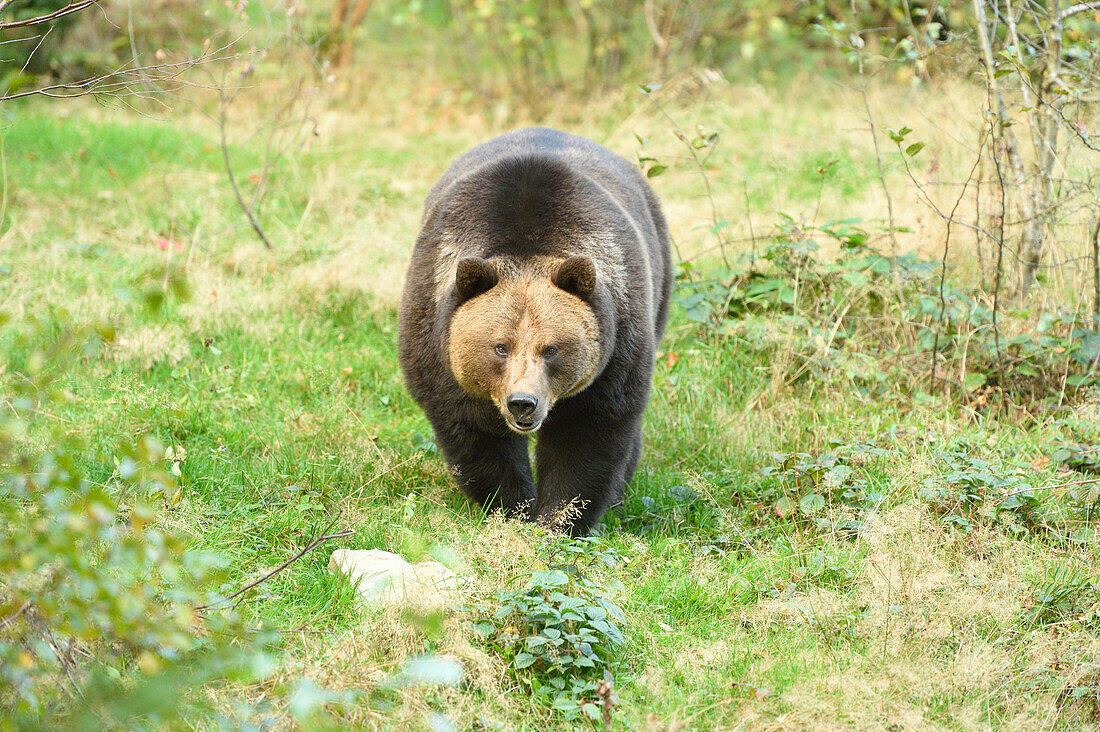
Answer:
(398, 128, 672, 536)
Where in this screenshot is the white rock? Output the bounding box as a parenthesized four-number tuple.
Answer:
(328, 549, 461, 610)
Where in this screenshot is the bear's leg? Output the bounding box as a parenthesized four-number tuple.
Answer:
(534, 416, 643, 536)
(623, 428, 644, 485)
(434, 422, 536, 517)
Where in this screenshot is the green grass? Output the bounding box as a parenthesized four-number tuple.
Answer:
(2, 93, 1099, 730)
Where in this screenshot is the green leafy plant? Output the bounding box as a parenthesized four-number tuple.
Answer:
(0, 315, 270, 727)
(1030, 563, 1100, 630)
(468, 537, 624, 722)
(758, 440, 892, 528)
(675, 213, 1100, 406)
(918, 443, 1045, 536)
(616, 481, 724, 535)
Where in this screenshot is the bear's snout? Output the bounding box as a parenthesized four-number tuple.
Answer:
(506, 393, 538, 421)
(504, 392, 544, 432)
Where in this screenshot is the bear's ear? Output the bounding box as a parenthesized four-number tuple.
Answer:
(455, 257, 498, 303)
(552, 256, 597, 301)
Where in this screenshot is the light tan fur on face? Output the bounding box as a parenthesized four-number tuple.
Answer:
(448, 261, 600, 431)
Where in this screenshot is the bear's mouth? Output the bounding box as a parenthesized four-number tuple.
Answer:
(509, 418, 541, 434)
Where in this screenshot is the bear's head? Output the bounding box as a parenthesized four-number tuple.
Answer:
(448, 256, 602, 434)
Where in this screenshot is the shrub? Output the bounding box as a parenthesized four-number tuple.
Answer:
(467, 537, 624, 722)
(0, 315, 269, 727)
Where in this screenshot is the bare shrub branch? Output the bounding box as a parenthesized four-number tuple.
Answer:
(0, 0, 98, 30)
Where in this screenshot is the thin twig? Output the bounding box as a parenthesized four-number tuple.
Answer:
(0, 41, 245, 102)
(645, 91, 730, 268)
(0, 0, 97, 30)
(0, 599, 30, 629)
(17, 23, 50, 76)
(1092, 212, 1100, 327)
(218, 84, 274, 250)
(930, 129, 988, 393)
(196, 530, 353, 611)
(43, 629, 86, 702)
(1058, 2, 1100, 22)
(990, 115, 1007, 372)
(848, 3, 901, 284)
(1000, 476, 1100, 500)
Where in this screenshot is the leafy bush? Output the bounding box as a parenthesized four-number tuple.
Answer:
(759, 440, 893, 527)
(675, 216, 1100, 405)
(918, 444, 1044, 536)
(0, 315, 269, 727)
(467, 537, 624, 722)
(616, 482, 724, 535)
(915, 439, 1099, 542)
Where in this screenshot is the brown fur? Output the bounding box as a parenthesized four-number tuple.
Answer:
(448, 260, 600, 431)
(397, 128, 672, 535)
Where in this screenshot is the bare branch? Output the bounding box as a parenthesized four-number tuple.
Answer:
(0, 599, 31, 629)
(1093, 213, 1100, 326)
(18, 22, 50, 75)
(1000, 476, 1100, 500)
(0, 0, 97, 30)
(931, 130, 989, 392)
(0, 41, 246, 102)
(217, 83, 275, 250)
(1058, 2, 1100, 22)
(195, 530, 353, 611)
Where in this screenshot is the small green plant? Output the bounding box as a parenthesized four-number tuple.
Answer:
(919, 443, 1044, 536)
(758, 440, 892, 528)
(1030, 563, 1100, 630)
(916, 439, 1099, 542)
(616, 482, 724, 535)
(1055, 444, 1100, 475)
(468, 537, 625, 722)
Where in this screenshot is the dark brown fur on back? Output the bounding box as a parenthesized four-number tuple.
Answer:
(398, 128, 672, 535)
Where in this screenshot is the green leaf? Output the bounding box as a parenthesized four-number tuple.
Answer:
(799, 493, 826, 515)
(528, 570, 569, 588)
(513, 652, 537, 669)
(775, 496, 795, 518)
(886, 126, 912, 142)
(905, 142, 925, 157)
(647, 164, 668, 178)
(963, 372, 987, 392)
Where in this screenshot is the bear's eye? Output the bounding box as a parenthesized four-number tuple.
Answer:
(542, 345, 558, 358)
(493, 344, 509, 357)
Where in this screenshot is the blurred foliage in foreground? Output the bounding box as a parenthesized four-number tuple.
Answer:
(0, 314, 275, 728)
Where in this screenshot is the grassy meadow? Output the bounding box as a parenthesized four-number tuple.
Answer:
(2, 6, 1100, 729)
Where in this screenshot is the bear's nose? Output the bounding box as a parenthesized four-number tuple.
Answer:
(506, 393, 538, 420)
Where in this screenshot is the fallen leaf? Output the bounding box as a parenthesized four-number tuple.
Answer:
(1029, 455, 1050, 470)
